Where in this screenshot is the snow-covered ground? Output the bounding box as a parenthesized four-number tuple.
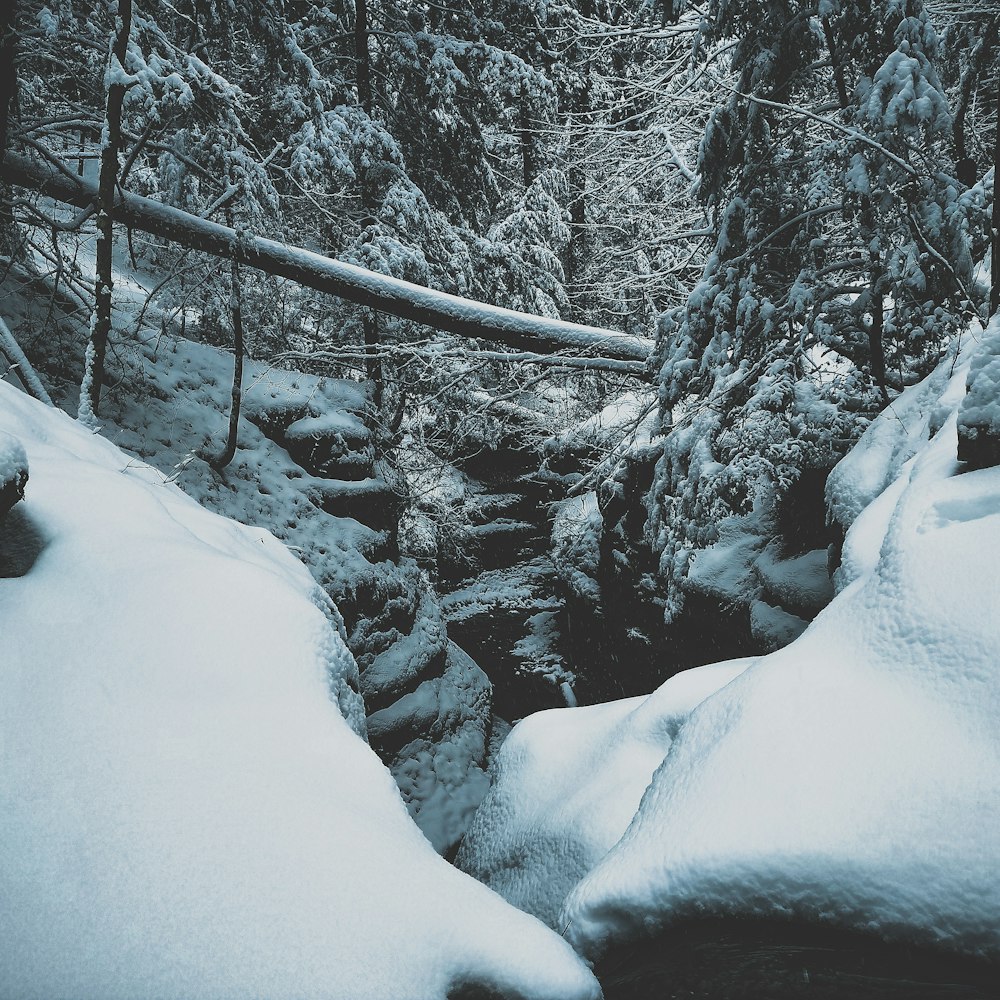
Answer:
(1, 239, 499, 854)
(0, 382, 600, 1000)
(456, 657, 754, 927)
(461, 327, 1000, 965)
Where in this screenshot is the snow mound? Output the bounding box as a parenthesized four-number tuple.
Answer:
(457, 658, 754, 927)
(0, 429, 28, 516)
(826, 332, 974, 530)
(0, 382, 600, 1000)
(561, 335, 1000, 964)
(0, 429, 27, 487)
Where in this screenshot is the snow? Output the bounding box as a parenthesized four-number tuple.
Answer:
(748, 597, 808, 651)
(456, 658, 754, 928)
(284, 409, 369, 442)
(958, 327, 1000, 440)
(753, 542, 833, 614)
(0, 430, 27, 491)
(826, 332, 974, 531)
(4, 184, 500, 853)
(685, 510, 768, 606)
(558, 336, 1000, 964)
(0, 381, 600, 1000)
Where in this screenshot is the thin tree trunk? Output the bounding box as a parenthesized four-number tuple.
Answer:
(354, 0, 382, 407)
(0, 2, 17, 158)
(566, 0, 592, 307)
(519, 80, 534, 189)
(212, 254, 244, 469)
(954, 26, 996, 169)
(822, 18, 849, 111)
(993, 80, 1000, 316)
(868, 282, 890, 405)
(81, 0, 132, 421)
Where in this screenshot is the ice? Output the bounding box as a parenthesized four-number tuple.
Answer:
(0, 382, 600, 1000)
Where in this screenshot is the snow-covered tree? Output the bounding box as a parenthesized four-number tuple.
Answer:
(646, 0, 988, 620)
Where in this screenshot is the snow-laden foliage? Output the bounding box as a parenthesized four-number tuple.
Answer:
(645, 0, 989, 620)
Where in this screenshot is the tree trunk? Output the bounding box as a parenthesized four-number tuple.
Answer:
(354, 0, 383, 407)
(1, 150, 653, 367)
(566, 0, 593, 308)
(0, 1, 17, 159)
(868, 283, 890, 406)
(993, 82, 1000, 316)
(519, 80, 534, 189)
(211, 254, 244, 469)
(81, 0, 132, 421)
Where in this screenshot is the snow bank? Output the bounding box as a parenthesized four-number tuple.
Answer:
(560, 335, 1000, 963)
(0, 382, 600, 1000)
(825, 331, 974, 530)
(457, 658, 754, 927)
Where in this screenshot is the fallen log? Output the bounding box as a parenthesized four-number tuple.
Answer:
(1, 150, 654, 373)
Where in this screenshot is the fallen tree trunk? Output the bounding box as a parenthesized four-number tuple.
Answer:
(1, 151, 654, 372)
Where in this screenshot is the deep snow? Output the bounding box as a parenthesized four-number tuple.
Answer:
(457, 657, 755, 927)
(0, 381, 600, 1000)
(461, 329, 1000, 966)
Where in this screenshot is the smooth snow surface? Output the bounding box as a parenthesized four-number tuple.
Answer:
(0, 382, 600, 1000)
(560, 334, 1000, 963)
(457, 658, 754, 927)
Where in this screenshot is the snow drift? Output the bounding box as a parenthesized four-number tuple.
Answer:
(0, 381, 599, 1000)
(456, 657, 754, 927)
(462, 329, 1000, 966)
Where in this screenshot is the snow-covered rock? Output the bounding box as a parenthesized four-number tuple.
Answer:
(0, 381, 600, 1000)
(457, 658, 754, 927)
(460, 332, 1000, 975)
(0, 429, 28, 518)
(958, 326, 1000, 470)
(560, 337, 1000, 964)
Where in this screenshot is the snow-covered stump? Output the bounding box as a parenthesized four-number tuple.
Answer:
(958, 329, 1000, 472)
(0, 430, 27, 518)
(283, 412, 374, 480)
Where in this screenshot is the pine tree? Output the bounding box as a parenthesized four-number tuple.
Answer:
(646, 0, 987, 619)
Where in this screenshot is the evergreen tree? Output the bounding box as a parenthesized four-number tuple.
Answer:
(646, 0, 987, 619)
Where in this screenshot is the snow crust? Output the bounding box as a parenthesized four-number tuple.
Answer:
(0, 382, 600, 1000)
(560, 336, 1000, 963)
(457, 658, 754, 927)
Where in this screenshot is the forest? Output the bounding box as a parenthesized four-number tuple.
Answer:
(1, 1, 999, 998)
